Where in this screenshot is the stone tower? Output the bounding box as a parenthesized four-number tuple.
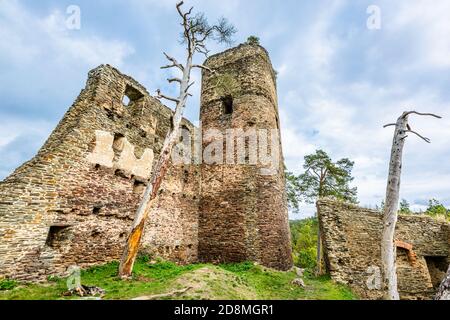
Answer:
(198, 44, 293, 270)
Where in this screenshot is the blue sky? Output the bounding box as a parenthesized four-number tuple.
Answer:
(1, 0, 449, 218)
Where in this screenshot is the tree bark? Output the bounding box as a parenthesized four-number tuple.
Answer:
(381, 114, 408, 300)
(435, 265, 450, 300)
(381, 111, 441, 300)
(118, 51, 194, 279)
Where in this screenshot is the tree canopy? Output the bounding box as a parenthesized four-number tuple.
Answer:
(286, 150, 358, 212)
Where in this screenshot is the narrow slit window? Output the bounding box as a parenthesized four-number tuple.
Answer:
(222, 96, 233, 115)
(169, 116, 174, 132)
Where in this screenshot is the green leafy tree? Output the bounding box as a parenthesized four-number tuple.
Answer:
(290, 219, 318, 270)
(286, 150, 358, 275)
(296, 150, 358, 204)
(286, 171, 302, 213)
(425, 199, 449, 220)
(246, 35, 260, 46)
(399, 199, 412, 214)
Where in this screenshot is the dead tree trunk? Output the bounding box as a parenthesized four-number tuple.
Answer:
(435, 265, 450, 300)
(118, 57, 193, 278)
(118, 1, 234, 278)
(382, 111, 441, 300)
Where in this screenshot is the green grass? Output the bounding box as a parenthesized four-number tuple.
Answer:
(0, 259, 356, 300)
(219, 263, 355, 300)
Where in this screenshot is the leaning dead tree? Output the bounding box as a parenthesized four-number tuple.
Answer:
(435, 265, 450, 300)
(382, 111, 442, 300)
(118, 1, 236, 278)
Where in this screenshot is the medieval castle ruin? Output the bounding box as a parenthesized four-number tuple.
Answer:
(0, 44, 293, 282)
(0, 43, 448, 300)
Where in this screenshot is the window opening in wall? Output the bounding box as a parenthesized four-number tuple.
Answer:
(122, 95, 131, 106)
(181, 125, 190, 134)
(170, 116, 174, 132)
(115, 169, 128, 179)
(45, 225, 70, 248)
(133, 180, 146, 194)
(122, 84, 144, 107)
(113, 133, 125, 152)
(93, 206, 103, 215)
(222, 95, 233, 115)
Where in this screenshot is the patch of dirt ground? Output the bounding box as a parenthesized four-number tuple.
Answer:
(170, 267, 258, 300)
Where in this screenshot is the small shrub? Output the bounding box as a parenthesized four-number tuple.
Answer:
(0, 279, 18, 291)
(246, 36, 260, 46)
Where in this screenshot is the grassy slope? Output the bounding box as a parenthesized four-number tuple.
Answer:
(0, 259, 356, 300)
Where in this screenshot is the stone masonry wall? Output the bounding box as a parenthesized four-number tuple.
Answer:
(198, 44, 293, 271)
(0, 44, 294, 282)
(318, 199, 450, 300)
(0, 65, 199, 281)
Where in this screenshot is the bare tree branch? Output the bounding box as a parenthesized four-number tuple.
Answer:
(403, 111, 442, 119)
(186, 81, 195, 91)
(177, 1, 194, 53)
(167, 78, 182, 84)
(156, 89, 180, 103)
(400, 135, 409, 141)
(161, 52, 184, 71)
(383, 123, 397, 128)
(405, 130, 431, 143)
(192, 64, 215, 73)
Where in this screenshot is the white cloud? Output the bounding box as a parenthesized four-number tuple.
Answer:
(387, 0, 450, 69)
(0, 1, 134, 69)
(1, 0, 449, 219)
(276, 0, 450, 217)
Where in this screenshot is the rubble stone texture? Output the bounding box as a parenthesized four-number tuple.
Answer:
(318, 199, 450, 300)
(0, 44, 293, 282)
(198, 45, 293, 270)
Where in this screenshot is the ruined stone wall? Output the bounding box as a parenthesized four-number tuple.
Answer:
(0, 44, 293, 282)
(0, 65, 199, 281)
(198, 44, 293, 270)
(318, 199, 450, 300)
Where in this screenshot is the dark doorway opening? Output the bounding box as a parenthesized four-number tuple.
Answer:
(425, 256, 448, 288)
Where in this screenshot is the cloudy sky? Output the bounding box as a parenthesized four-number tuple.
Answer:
(1, 0, 449, 218)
